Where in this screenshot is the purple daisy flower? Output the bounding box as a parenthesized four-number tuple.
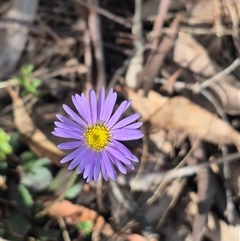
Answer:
(52, 87, 143, 182)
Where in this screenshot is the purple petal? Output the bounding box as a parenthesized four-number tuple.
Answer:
(56, 115, 84, 130)
(123, 100, 131, 111)
(53, 127, 84, 135)
(124, 162, 135, 170)
(83, 150, 95, 178)
(102, 151, 117, 180)
(73, 94, 91, 123)
(63, 104, 87, 127)
(83, 158, 94, 179)
(68, 146, 89, 170)
(106, 151, 127, 174)
(100, 152, 109, 181)
(72, 95, 87, 123)
(52, 129, 84, 140)
(107, 101, 130, 129)
(60, 147, 82, 163)
(100, 89, 117, 122)
(111, 113, 141, 130)
(106, 145, 132, 166)
(86, 168, 94, 182)
(111, 140, 139, 162)
(93, 153, 101, 181)
(107, 151, 127, 174)
(89, 90, 97, 123)
(123, 122, 143, 129)
(77, 158, 89, 174)
(77, 149, 92, 174)
(58, 141, 83, 150)
(54, 121, 83, 132)
(112, 129, 143, 141)
(68, 158, 81, 170)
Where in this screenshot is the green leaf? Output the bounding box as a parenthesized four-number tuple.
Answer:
(17, 184, 34, 207)
(0, 152, 6, 161)
(0, 161, 8, 175)
(76, 220, 93, 235)
(0, 128, 13, 161)
(19, 151, 38, 172)
(32, 78, 41, 88)
(65, 183, 82, 199)
(22, 64, 34, 75)
(21, 166, 52, 192)
(1, 142, 12, 154)
(14, 64, 40, 96)
(5, 209, 31, 241)
(9, 132, 20, 153)
(13, 76, 24, 85)
(9, 183, 33, 216)
(31, 157, 51, 169)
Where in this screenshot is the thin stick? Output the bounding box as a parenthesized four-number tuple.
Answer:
(88, 0, 106, 92)
(143, 138, 199, 207)
(110, 180, 134, 213)
(150, 0, 171, 51)
(133, 0, 143, 50)
(202, 89, 238, 225)
(198, 57, 240, 91)
(156, 179, 187, 230)
(75, 0, 131, 28)
(58, 217, 71, 241)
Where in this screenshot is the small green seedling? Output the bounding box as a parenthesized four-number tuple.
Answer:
(76, 220, 93, 236)
(0, 128, 13, 161)
(14, 64, 40, 96)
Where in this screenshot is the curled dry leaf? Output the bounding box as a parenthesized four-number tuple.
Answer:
(44, 199, 114, 236)
(174, 32, 240, 115)
(210, 81, 240, 115)
(7, 86, 65, 166)
(127, 89, 240, 151)
(174, 32, 216, 77)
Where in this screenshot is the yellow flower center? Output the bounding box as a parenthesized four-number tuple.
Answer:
(84, 123, 111, 151)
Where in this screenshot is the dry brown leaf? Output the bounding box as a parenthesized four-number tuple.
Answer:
(126, 234, 147, 241)
(174, 32, 240, 115)
(174, 32, 216, 77)
(45, 199, 114, 236)
(210, 81, 240, 115)
(206, 213, 240, 241)
(7, 86, 65, 166)
(187, 193, 240, 241)
(45, 199, 80, 217)
(186, 0, 215, 25)
(127, 89, 240, 150)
